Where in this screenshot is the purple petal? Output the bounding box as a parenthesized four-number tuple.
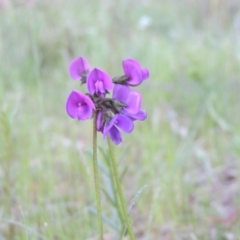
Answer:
(108, 125, 122, 145)
(68, 57, 90, 80)
(87, 69, 97, 94)
(125, 90, 142, 114)
(123, 109, 147, 121)
(77, 105, 92, 120)
(66, 91, 81, 118)
(95, 80, 105, 93)
(113, 84, 130, 103)
(115, 114, 134, 133)
(140, 67, 149, 81)
(87, 68, 113, 95)
(103, 115, 118, 136)
(66, 90, 95, 120)
(122, 60, 142, 86)
(124, 59, 141, 68)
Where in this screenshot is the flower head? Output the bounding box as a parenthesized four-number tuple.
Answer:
(103, 114, 134, 145)
(87, 68, 113, 97)
(68, 56, 90, 81)
(66, 56, 148, 145)
(66, 90, 95, 120)
(122, 59, 149, 86)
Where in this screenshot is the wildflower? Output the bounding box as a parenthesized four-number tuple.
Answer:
(113, 84, 142, 115)
(68, 56, 90, 81)
(121, 59, 149, 86)
(87, 68, 113, 97)
(66, 90, 95, 120)
(103, 114, 134, 145)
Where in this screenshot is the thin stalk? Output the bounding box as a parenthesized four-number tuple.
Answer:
(92, 112, 103, 240)
(107, 159, 125, 236)
(107, 137, 135, 240)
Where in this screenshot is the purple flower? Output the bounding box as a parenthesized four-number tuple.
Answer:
(103, 114, 134, 145)
(68, 56, 90, 80)
(87, 68, 113, 96)
(122, 58, 149, 86)
(66, 90, 95, 120)
(113, 84, 141, 114)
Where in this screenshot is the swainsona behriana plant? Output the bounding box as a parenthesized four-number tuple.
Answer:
(66, 56, 149, 240)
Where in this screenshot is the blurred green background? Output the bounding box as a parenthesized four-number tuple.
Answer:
(1, 0, 240, 239)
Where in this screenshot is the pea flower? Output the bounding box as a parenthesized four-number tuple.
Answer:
(68, 56, 90, 81)
(103, 114, 134, 145)
(87, 68, 113, 97)
(66, 90, 95, 120)
(113, 84, 142, 114)
(121, 59, 149, 86)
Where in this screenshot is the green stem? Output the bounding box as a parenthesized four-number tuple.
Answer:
(107, 160, 125, 236)
(92, 112, 103, 240)
(107, 137, 135, 240)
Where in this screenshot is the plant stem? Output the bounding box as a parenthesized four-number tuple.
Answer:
(92, 112, 103, 240)
(107, 159, 125, 236)
(107, 137, 135, 240)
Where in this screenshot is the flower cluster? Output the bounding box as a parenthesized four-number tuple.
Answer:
(66, 56, 149, 145)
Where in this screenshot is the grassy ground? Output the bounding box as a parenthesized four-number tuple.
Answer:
(0, 0, 240, 239)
